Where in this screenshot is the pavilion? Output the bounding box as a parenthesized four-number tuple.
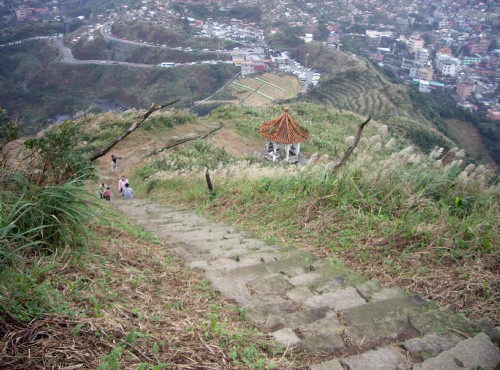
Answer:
(258, 107, 309, 164)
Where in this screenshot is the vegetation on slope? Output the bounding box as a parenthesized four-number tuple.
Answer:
(135, 104, 499, 324)
(0, 40, 238, 132)
(298, 60, 453, 154)
(0, 113, 307, 369)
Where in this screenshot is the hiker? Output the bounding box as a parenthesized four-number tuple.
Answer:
(102, 186, 113, 201)
(118, 175, 128, 194)
(121, 182, 134, 200)
(111, 154, 118, 170)
(98, 182, 106, 199)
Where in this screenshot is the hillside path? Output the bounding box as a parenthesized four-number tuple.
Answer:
(112, 198, 499, 370)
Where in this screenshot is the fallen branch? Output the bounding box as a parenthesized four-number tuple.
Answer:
(89, 99, 180, 161)
(329, 117, 371, 174)
(147, 122, 223, 157)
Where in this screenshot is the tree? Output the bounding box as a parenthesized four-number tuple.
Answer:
(314, 24, 330, 42)
(24, 120, 93, 185)
(0, 108, 19, 149)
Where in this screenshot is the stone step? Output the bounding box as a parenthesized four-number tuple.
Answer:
(341, 295, 430, 346)
(112, 198, 499, 367)
(341, 345, 410, 370)
(412, 332, 499, 370)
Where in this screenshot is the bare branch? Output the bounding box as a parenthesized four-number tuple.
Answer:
(147, 122, 223, 157)
(330, 117, 371, 173)
(89, 99, 180, 161)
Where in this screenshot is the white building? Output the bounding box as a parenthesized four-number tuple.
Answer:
(415, 48, 430, 65)
(437, 58, 460, 76)
(419, 80, 431, 93)
(366, 30, 393, 38)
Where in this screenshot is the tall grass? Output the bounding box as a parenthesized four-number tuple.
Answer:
(0, 170, 95, 321)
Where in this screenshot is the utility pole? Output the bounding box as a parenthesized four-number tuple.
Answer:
(306, 53, 309, 69)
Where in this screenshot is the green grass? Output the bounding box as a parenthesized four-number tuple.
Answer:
(0, 171, 96, 321)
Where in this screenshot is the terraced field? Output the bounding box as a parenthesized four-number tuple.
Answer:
(209, 73, 300, 107)
(305, 64, 407, 122)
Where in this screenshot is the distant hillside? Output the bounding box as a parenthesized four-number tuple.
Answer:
(0, 40, 238, 133)
(298, 60, 453, 154)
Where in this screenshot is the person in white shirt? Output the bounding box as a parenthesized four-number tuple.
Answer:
(118, 176, 128, 194)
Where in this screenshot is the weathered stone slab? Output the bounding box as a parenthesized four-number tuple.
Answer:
(341, 346, 409, 370)
(304, 287, 366, 311)
(409, 308, 473, 335)
(288, 272, 322, 287)
(296, 333, 346, 354)
(297, 311, 343, 338)
(413, 333, 499, 370)
(282, 307, 329, 329)
(271, 328, 300, 347)
(356, 280, 383, 301)
(286, 286, 314, 303)
(246, 299, 299, 325)
(403, 332, 464, 361)
(314, 273, 366, 294)
(371, 287, 407, 302)
(246, 274, 292, 295)
(342, 295, 429, 345)
(263, 252, 319, 277)
(343, 295, 430, 326)
(310, 359, 343, 370)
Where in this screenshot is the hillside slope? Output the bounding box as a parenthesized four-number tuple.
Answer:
(300, 60, 454, 154)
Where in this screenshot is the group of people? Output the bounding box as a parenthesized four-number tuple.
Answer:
(98, 175, 134, 201)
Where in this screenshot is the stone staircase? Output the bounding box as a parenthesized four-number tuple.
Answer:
(114, 199, 499, 370)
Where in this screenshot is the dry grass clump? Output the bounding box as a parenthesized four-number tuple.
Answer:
(0, 224, 309, 369)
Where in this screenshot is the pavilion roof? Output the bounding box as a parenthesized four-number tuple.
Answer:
(258, 108, 309, 144)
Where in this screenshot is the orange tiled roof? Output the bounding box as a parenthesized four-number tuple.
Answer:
(259, 108, 309, 144)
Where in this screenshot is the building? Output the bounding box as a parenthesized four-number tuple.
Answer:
(487, 108, 500, 121)
(456, 81, 474, 99)
(408, 35, 424, 54)
(456, 101, 478, 112)
(259, 108, 309, 163)
(303, 33, 313, 43)
(469, 38, 490, 56)
(401, 58, 415, 70)
(241, 61, 266, 76)
(410, 66, 434, 81)
(415, 48, 430, 65)
(462, 54, 482, 66)
(437, 59, 460, 76)
(418, 80, 431, 93)
(366, 30, 393, 38)
(15, 7, 31, 20)
(370, 53, 384, 61)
